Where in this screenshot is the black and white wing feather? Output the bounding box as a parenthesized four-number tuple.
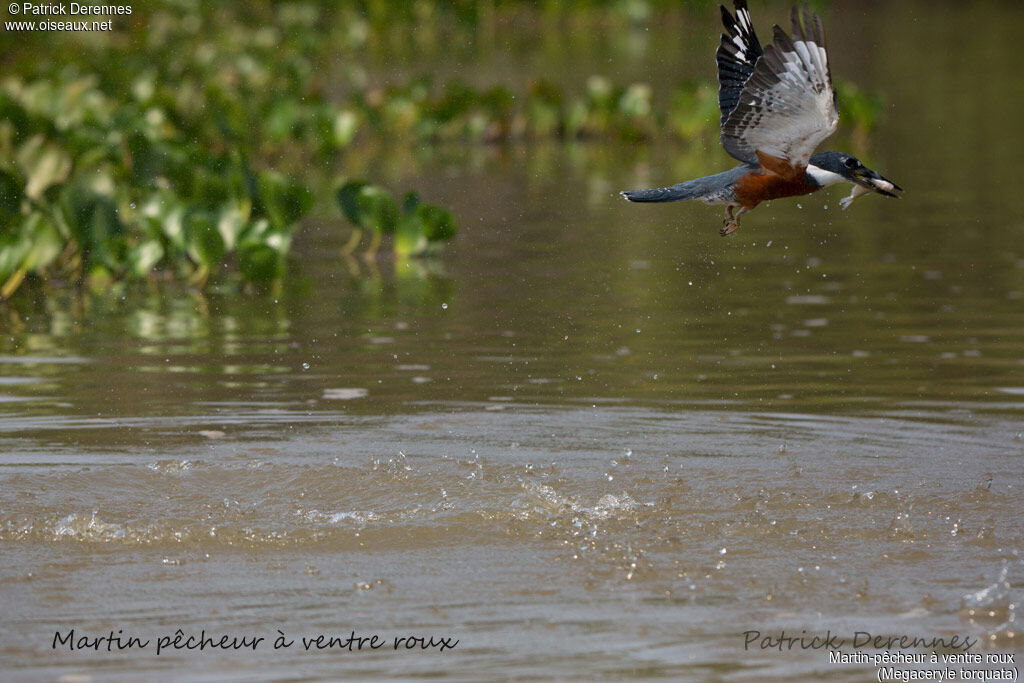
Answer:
(716, 0, 763, 126)
(720, 6, 839, 169)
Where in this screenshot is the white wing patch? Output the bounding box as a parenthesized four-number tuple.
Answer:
(737, 5, 754, 35)
(721, 6, 838, 170)
(716, 1, 764, 124)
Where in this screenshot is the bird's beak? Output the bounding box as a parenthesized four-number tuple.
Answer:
(853, 167, 903, 198)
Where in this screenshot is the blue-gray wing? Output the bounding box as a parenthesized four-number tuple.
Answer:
(716, 1, 763, 126)
(721, 6, 839, 169)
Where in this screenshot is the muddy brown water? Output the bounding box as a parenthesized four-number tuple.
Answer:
(2, 2, 1023, 680)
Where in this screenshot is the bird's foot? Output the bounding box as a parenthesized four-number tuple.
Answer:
(720, 219, 739, 237)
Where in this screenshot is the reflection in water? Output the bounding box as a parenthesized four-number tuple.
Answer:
(11, 128, 1020, 421)
(2, 1, 1024, 679)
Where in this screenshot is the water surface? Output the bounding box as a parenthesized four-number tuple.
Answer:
(2, 1, 1023, 680)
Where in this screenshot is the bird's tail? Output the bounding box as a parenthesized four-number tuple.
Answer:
(620, 180, 704, 203)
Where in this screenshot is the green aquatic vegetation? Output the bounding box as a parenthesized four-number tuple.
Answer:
(349, 74, 876, 144)
(352, 76, 651, 142)
(667, 81, 720, 140)
(834, 78, 885, 150)
(567, 76, 656, 140)
(337, 181, 400, 258)
(0, 2, 469, 300)
(398, 193, 458, 258)
(0, 74, 315, 297)
(0, 0, 859, 301)
(337, 181, 457, 259)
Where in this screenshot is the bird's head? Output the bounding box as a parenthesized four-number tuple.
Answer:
(808, 152, 902, 198)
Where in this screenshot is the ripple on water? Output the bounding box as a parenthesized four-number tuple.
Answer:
(961, 561, 1021, 647)
(0, 405, 1020, 674)
(0, 356, 90, 365)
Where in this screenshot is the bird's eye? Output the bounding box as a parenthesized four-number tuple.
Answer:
(843, 157, 859, 169)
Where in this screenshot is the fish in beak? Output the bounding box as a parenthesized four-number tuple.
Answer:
(840, 168, 903, 210)
(853, 167, 903, 198)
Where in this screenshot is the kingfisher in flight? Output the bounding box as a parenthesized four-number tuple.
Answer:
(621, 1, 902, 236)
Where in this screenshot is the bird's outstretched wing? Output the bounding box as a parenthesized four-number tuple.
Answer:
(716, 0, 763, 126)
(720, 6, 839, 172)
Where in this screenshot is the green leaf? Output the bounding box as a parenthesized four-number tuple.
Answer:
(0, 170, 22, 218)
(565, 100, 589, 138)
(668, 82, 718, 139)
(191, 166, 231, 207)
(0, 211, 62, 287)
(401, 191, 421, 214)
(88, 197, 126, 271)
(618, 83, 652, 119)
(57, 184, 124, 266)
(395, 212, 426, 258)
(333, 109, 359, 147)
(394, 202, 456, 257)
(58, 184, 94, 243)
(217, 201, 250, 251)
(0, 233, 29, 284)
(19, 137, 72, 201)
(22, 211, 64, 272)
(265, 99, 301, 141)
(238, 242, 284, 283)
(835, 78, 884, 132)
(89, 196, 123, 243)
(585, 75, 615, 110)
(257, 171, 313, 231)
(336, 180, 368, 224)
(336, 181, 398, 235)
(127, 239, 164, 276)
(185, 211, 226, 267)
(226, 152, 257, 204)
(240, 217, 271, 242)
(139, 193, 187, 248)
(418, 203, 457, 243)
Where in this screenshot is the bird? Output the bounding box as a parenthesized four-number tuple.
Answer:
(621, 1, 902, 236)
